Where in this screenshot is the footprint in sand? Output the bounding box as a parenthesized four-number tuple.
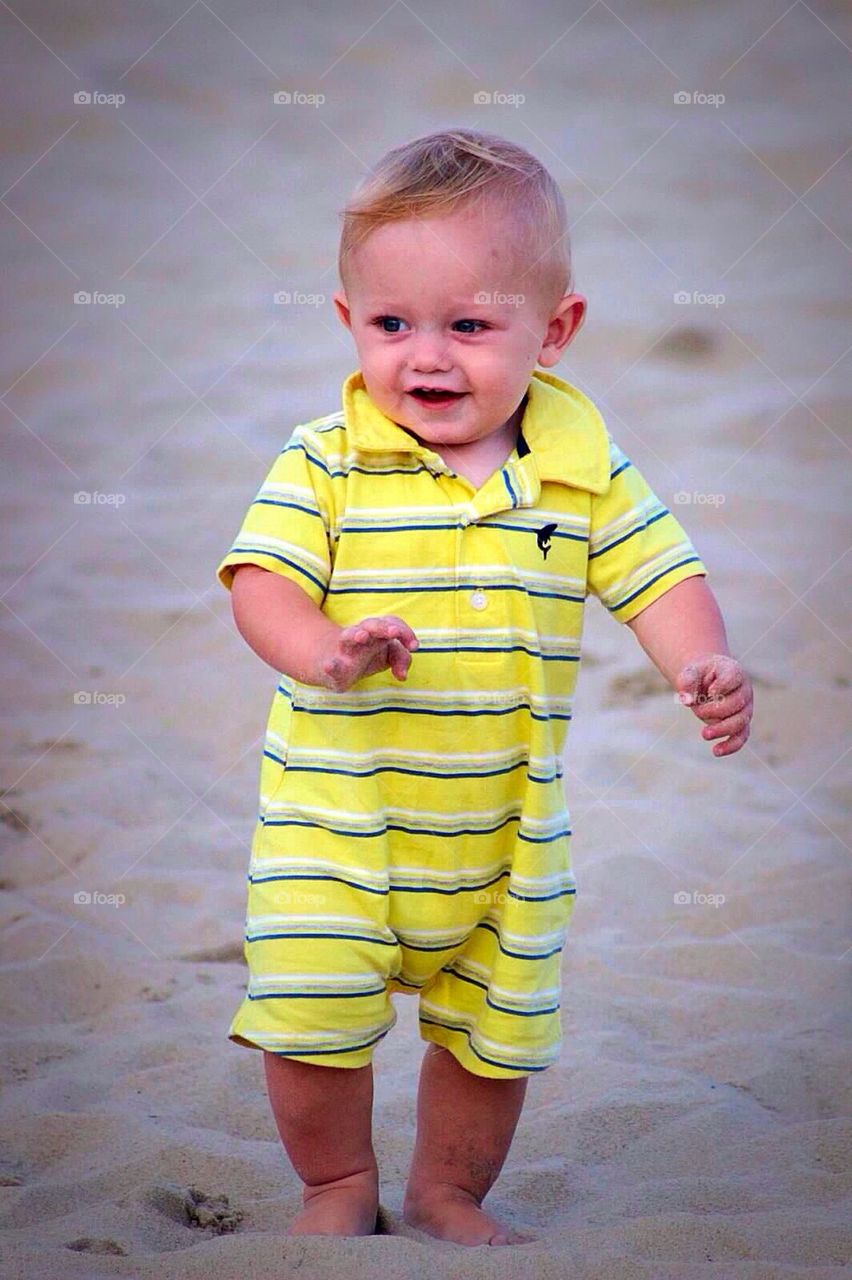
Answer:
(603, 668, 671, 707)
(65, 1237, 128, 1255)
(655, 325, 719, 359)
(147, 1182, 244, 1235)
(180, 941, 245, 964)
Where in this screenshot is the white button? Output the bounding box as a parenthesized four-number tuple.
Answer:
(470, 589, 488, 610)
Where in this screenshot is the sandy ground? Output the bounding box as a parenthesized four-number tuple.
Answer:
(1, 1, 850, 1277)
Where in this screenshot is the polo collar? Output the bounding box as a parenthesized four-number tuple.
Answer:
(341, 367, 611, 494)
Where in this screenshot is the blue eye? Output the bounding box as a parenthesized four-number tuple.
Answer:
(453, 319, 487, 333)
(373, 316, 407, 333)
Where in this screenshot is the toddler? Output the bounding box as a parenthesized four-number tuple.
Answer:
(217, 128, 754, 1247)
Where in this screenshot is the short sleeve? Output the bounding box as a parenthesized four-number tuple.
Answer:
(587, 440, 707, 623)
(216, 425, 335, 607)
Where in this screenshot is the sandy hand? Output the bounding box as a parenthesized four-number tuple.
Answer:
(675, 654, 753, 757)
(316, 615, 420, 692)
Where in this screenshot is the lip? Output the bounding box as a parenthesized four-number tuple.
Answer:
(406, 389, 468, 409)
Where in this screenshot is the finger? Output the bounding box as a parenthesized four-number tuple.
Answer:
(711, 725, 750, 756)
(355, 617, 419, 648)
(698, 689, 748, 721)
(675, 662, 705, 705)
(387, 638, 412, 680)
(378, 615, 419, 648)
(707, 658, 744, 698)
(702, 711, 749, 740)
(340, 627, 371, 650)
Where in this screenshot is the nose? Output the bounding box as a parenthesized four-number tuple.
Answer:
(409, 329, 452, 373)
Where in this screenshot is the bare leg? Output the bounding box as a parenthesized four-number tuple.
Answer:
(402, 1043, 536, 1246)
(263, 1051, 379, 1236)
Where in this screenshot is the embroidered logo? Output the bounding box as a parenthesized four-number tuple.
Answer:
(536, 522, 558, 560)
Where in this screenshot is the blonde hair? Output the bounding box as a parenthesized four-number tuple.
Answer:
(337, 129, 572, 313)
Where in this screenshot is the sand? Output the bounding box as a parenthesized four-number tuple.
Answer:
(1, 1, 850, 1277)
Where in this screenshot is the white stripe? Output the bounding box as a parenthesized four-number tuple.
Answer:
(419, 999, 557, 1060)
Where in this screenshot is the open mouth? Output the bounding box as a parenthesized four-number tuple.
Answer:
(407, 387, 467, 406)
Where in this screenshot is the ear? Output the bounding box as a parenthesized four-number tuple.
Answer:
(537, 294, 587, 369)
(333, 290, 353, 331)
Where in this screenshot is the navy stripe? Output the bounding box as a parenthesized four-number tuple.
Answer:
(275, 757, 534, 778)
(502, 467, 519, 507)
(327, 583, 585, 602)
(254, 498, 325, 519)
(261, 814, 524, 839)
(411, 645, 579, 660)
(260, 1027, 392, 1057)
(339, 520, 587, 543)
(294, 445, 434, 482)
(249, 871, 389, 895)
(609, 556, 703, 612)
(484, 521, 588, 543)
(418, 1016, 552, 1073)
(226, 547, 326, 591)
(476, 920, 566, 960)
(507, 885, 576, 902)
(588, 508, 668, 559)
(262, 748, 561, 787)
(610, 459, 631, 480)
(286, 704, 572, 723)
(248, 987, 386, 1000)
(247, 930, 397, 946)
(443, 967, 559, 1016)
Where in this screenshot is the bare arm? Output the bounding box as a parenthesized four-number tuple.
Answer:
(230, 564, 419, 690)
(627, 575, 729, 683)
(626, 575, 753, 756)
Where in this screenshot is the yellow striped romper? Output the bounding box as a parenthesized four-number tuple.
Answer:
(216, 368, 706, 1078)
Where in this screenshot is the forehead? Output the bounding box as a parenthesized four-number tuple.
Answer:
(347, 204, 525, 297)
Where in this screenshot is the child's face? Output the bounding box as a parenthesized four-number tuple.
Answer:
(333, 201, 585, 450)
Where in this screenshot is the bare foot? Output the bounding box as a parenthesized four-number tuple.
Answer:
(403, 1184, 536, 1246)
(289, 1171, 379, 1238)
